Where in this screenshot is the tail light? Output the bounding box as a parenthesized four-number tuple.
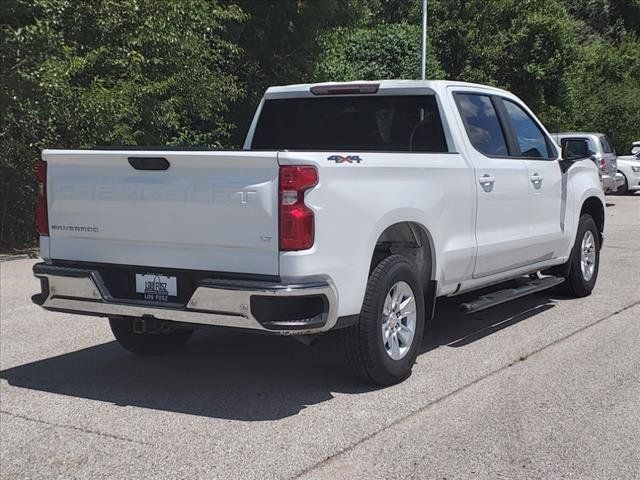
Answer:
(35, 160, 49, 235)
(279, 165, 318, 250)
(599, 158, 606, 172)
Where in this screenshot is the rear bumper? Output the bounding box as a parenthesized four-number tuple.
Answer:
(602, 174, 617, 192)
(32, 263, 338, 335)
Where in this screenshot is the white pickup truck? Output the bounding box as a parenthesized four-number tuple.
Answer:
(33, 80, 605, 385)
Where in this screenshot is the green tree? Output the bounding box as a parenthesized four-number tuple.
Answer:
(314, 23, 444, 81)
(314, 0, 580, 129)
(1, 0, 245, 247)
(567, 36, 640, 152)
(562, 0, 640, 39)
(225, 0, 371, 145)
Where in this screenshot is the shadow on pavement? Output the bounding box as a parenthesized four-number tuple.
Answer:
(425, 292, 557, 352)
(0, 292, 558, 421)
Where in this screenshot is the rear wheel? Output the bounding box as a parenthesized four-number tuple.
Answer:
(109, 317, 193, 355)
(562, 214, 600, 297)
(341, 255, 425, 385)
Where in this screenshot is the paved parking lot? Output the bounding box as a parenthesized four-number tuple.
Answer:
(1, 195, 639, 480)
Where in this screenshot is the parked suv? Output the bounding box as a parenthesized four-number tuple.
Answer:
(551, 132, 623, 193)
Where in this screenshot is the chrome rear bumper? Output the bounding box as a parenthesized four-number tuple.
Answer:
(602, 173, 625, 192)
(33, 263, 338, 335)
(601, 174, 617, 192)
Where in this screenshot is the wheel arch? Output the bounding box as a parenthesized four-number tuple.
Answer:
(369, 220, 436, 295)
(579, 196, 605, 247)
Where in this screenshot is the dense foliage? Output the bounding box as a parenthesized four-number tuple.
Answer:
(1, 0, 639, 248)
(1, 0, 246, 246)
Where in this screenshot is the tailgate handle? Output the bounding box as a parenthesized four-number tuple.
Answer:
(128, 157, 170, 171)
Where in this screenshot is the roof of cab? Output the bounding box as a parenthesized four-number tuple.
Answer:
(264, 79, 512, 97)
(552, 132, 605, 138)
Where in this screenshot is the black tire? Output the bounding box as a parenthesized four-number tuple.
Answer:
(109, 317, 193, 355)
(341, 255, 425, 385)
(615, 173, 628, 195)
(562, 214, 600, 297)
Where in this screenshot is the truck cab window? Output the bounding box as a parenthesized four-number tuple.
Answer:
(502, 99, 551, 159)
(251, 95, 448, 152)
(454, 94, 508, 157)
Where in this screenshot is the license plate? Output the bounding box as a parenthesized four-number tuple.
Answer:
(135, 273, 177, 301)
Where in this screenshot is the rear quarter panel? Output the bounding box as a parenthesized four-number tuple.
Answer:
(277, 151, 477, 317)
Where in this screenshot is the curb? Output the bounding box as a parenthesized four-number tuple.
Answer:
(0, 254, 37, 262)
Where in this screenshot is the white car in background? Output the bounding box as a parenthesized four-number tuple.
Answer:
(616, 142, 640, 194)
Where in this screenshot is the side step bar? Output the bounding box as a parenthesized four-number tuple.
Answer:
(460, 276, 565, 314)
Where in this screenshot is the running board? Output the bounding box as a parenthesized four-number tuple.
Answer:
(460, 276, 565, 314)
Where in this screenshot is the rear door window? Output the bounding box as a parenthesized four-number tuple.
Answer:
(454, 93, 509, 157)
(251, 95, 448, 152)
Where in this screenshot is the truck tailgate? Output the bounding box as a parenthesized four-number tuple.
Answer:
(43, 150, 280, 275)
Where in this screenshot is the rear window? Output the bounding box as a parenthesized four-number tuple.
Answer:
(600, 135, 615, 154)
(251, 95, 449, 152)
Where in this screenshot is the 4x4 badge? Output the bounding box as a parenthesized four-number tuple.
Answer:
(328, 155, 363, 164)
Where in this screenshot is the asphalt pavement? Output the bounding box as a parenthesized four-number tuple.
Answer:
(1, 195, 639, 479)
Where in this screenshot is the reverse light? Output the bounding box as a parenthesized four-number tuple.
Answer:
(35, 160, 49, 235)
(279, 166, 318, 250)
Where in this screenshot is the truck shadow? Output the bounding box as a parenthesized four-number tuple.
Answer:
(424, 292, 556, 353)
(0, 293, 558, 422)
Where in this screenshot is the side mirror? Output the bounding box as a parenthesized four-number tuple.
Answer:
(561, 138, 592, 161)
(559, 138, 593, 173)
(631, 146, 640, 155)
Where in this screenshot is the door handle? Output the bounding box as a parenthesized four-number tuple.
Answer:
(530, 173, 544, 184)
(128, 157, 170, 171)
(479, 174, 495, 186)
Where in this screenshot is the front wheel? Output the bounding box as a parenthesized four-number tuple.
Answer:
(341, 255, 425, 385)
(109, 317, 193, 355)
(562, 214, 600, 297)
